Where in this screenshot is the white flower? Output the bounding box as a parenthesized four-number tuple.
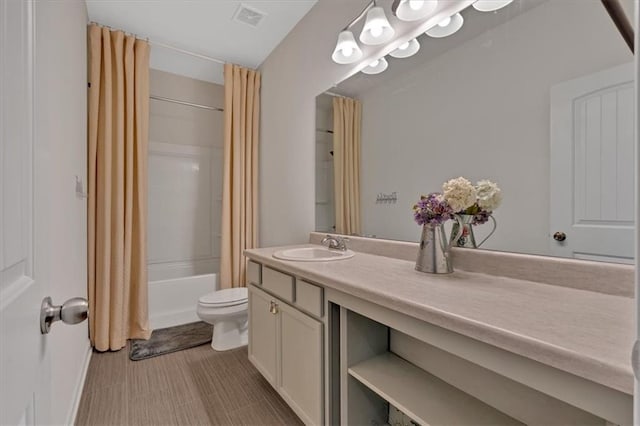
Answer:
(476, 179, 502, 211)
(442, 177, 477, 212)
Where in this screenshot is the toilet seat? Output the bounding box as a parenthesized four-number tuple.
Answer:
(198, 287, 248, 308)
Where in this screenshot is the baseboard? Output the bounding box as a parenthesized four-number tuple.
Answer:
(150, 308, 200, 330)
(66, 343, 92, 426)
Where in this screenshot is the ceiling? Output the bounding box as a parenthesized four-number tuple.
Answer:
(86, 0, 317, 84)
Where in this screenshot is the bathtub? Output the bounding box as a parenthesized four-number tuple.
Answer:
(148, 273, 218, 329)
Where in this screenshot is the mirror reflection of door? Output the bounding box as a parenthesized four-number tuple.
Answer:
(550, 63, 634, 263)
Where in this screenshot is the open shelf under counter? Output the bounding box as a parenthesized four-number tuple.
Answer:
(348, 352, 523, 426)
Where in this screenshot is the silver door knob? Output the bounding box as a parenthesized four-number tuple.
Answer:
(553, 231, 567, 242)
(40, 296, 88, 334)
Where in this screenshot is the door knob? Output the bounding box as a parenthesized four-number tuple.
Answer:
(553, 231, 567, 242)
(40, 296, 89, 334)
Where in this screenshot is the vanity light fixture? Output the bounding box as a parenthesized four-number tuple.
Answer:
(389, 38, 420, 58)
(392, 0, 438, 22)
(472, 0, 514, 12)
(425, 12, 464, 38)
(332, 30, 364, 64)
(360, 6, 395, 45)
(361, 57, 389, 74)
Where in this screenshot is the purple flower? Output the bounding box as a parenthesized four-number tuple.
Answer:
(412, 193, 454, 226)
(472, 209, 492, 225)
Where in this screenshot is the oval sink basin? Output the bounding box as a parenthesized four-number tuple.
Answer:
(273, 247, 355, 262)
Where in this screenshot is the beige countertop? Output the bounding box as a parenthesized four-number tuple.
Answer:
(244, 244, 635, 395)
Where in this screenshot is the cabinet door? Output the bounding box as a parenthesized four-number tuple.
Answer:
(248, 285, 278, 385)
(279, 302, 324, 426)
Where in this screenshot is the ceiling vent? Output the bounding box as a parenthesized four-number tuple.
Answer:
(233, 4, 266, 27)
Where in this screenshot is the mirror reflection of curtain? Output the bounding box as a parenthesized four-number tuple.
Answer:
(333, 97, 362, 235)
(220, 64, 261, 288)
(87, 24, 152, 351)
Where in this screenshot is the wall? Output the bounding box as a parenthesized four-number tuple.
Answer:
(259, 0, 371, 247)
(33, 0, 90, 424)
(148, 69, 224, 281)
(357, 0, 632, 255)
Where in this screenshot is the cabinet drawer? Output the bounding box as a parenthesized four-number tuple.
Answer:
(262, 267, 294, 302)
(295, 280, 324, 318)
(247, 261, 261, 285)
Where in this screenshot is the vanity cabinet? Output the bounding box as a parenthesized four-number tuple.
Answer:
(248, 284, 278, 385)
(247, 264, 324, 426)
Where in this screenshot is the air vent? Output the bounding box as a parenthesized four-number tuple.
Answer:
(233, 4, 266, 27)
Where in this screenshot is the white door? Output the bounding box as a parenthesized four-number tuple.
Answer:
(550, 62, 634, 263)
(0, 1, 47, 424)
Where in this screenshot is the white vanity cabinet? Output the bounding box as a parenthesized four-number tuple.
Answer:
(245, 246, 634, 426)
(247, 263, 324, 426)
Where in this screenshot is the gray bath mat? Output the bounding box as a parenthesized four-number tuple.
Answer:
(129, 321, 212, 361)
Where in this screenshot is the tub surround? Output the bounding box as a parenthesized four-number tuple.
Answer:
(246, 242, 633, 396)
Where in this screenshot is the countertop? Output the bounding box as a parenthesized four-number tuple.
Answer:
(244, 244, 635, 395)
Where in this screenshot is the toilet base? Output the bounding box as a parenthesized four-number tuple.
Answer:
(211, 319, 248, 351)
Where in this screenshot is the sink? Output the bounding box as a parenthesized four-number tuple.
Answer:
(273, 247, 355, 262)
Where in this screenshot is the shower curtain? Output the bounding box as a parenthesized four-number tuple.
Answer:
(87, 24, 151, 351)
(333, 96, 362, 235)
(220, 64, 261, 289)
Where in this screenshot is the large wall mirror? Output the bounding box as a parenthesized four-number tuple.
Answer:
(316, 0, 634, 263)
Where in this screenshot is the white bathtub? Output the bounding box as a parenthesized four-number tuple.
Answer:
(148, 273, 218, 329)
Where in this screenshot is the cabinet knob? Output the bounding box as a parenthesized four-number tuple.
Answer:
(269, 301, 279, 314)
(553, 231, 567, 242)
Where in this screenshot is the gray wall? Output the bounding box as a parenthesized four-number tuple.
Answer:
(259, 0, 371, 246)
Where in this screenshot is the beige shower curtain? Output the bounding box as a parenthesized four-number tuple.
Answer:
(87, 24, 151, 351)
(220, 64, 261, 289)
(333, 97, 362, 235)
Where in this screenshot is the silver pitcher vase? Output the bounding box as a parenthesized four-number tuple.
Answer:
(415, 216, 464, 274)
(450, 214, 497, 249)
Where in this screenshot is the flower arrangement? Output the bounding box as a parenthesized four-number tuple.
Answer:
(413, 177, 502, 226)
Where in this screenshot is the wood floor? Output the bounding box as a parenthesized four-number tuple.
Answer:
(75, 344, 304, 426)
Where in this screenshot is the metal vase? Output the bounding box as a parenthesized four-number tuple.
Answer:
(451, 214, 497, 248)
(415, 219, 463, 274)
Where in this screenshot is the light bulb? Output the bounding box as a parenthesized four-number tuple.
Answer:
(473, 0, 513, 12)
(409, 0, 424, 10)
(360, 6, 394, 45)
(438, 16, 451, 27)
(332, 30, 363, 64)
(395, 0, 438, 21)
(425, 13, 463, 38)
(361, 57, 388, 75)
(389, 38, 420, 58)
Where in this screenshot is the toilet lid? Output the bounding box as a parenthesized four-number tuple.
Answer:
(199, 287, 248, 307)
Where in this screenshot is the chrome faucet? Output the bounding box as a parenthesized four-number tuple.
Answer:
(321, 234, 349, 251)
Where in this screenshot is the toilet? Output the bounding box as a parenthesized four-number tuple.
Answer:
(196, 287, 248, 351)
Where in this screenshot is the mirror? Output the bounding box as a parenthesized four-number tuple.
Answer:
(316, 0, 634, 262)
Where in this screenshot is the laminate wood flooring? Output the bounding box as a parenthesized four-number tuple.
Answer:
(75, 344, 303, 426)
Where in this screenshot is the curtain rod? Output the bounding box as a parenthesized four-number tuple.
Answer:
(148, 40, 227, 65)
(89, 22, 227, 64)
(150, 95, 224, 112)
(325, 91, 349, 99)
